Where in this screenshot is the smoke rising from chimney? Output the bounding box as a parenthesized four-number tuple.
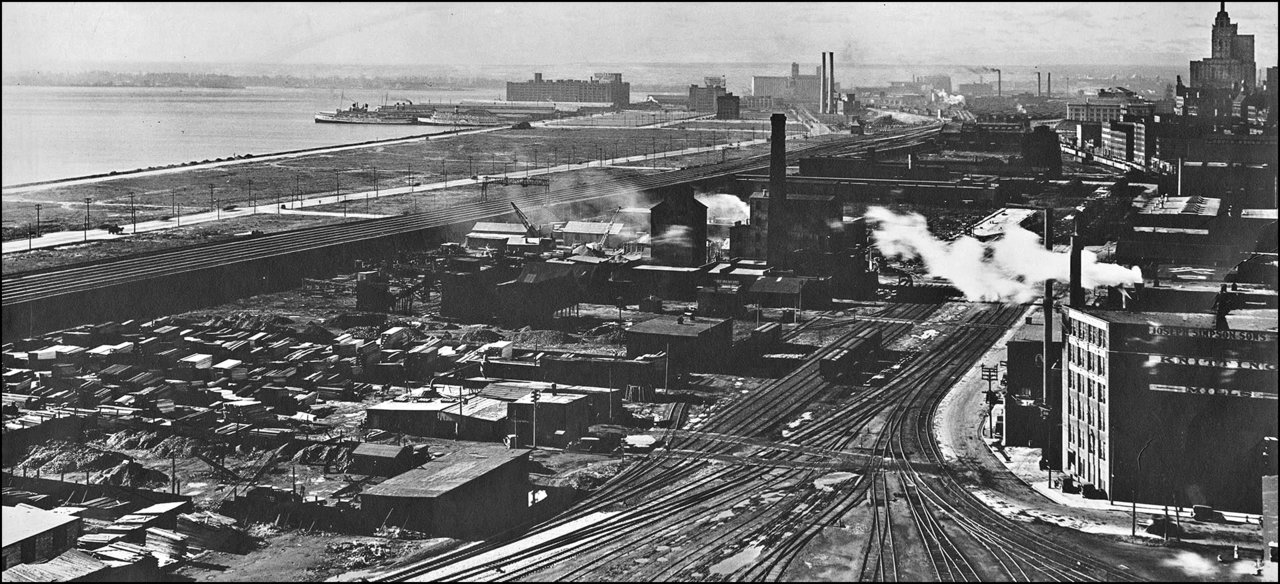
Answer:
(695, 193, 749, 224)
(865, 207, 1142, 303)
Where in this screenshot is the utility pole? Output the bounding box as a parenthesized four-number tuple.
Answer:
(31, 203, 41, 250)
(334, 170, 340, 199)
(83, 198, 91, 241)
(531, 386, 541, 449)
(129, 192, 137, 234)
(208, 184, 214, 213)
(247, 178, 254, 211)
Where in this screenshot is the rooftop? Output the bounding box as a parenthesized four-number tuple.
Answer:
(561, 221, 624, 235)
(3, 506, 80, 547)
(352, 443, 410, 459)
(749, 276, 807, 296)
(362, 448, 527, 499)
(627, 314, 730, 337)
(971, 208, 1038, 239)
(1076, 307, 1279, 333)
(471, 222, 529, 235)
(1137, 196, 1221, 217)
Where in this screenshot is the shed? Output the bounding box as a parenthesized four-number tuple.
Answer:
(2, 506, 83, 570)
(349, 443, 415, 477)
(360, 449, 529, 539)
(507, 391, 592, 447)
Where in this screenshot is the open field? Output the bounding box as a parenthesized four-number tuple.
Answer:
(1, 125, 784, 239)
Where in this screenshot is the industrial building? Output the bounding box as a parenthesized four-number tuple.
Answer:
(506, 72, 631, 108)
(1060, 306, 1277, 513)
(360, 448, 529, 539)
(688, 77, 727, 112)
(649, 194, 708, 267)
(751, 59, 839, 107)
(2, 506, 83, 569)
(625, 314, 733, 374)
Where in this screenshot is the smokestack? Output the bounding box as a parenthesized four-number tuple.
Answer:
(1042, 208, 1053, 404)
(768, 113, 788, 266)
(997, 69, 1002, 97)
(1070, 227, 1084, 307)
(820, 53, 828, 114)
(1047, 72, 1052, 97)
(1037, 71, 1042, 97)
(830, 52, 836, 113)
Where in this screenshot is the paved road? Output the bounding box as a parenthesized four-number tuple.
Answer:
(3, 137, 772, 254)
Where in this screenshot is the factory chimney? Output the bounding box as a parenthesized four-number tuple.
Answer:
(1069, 223, 1084, 307)
(1037, 71, 1042, 97)
(1042, 208, 1054, 404)
(767, 113, 788, 267)
(996, 69, 1002, 97)
(820, 53, 828, 114)
(829, 52, 836, 113)
(1047, 72, 1052, 97)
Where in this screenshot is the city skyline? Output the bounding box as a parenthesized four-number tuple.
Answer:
(4, 2, 1278, 73)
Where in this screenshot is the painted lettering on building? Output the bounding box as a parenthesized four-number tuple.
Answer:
(1145, 326, 1276, 343)
(1145, 355, 1278, 370)
(1149, 383, 1277, 399)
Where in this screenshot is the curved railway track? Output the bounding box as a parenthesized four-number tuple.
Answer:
(374, 302, 1147, 582)
(2, 126, 940, 309)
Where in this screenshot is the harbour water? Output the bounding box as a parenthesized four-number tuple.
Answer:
(1, 85, 500, 186)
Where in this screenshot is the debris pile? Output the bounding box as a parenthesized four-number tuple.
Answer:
(18, 441, 126, 474)
(94, 460, 169, 488)
(326, 540, 396, 568)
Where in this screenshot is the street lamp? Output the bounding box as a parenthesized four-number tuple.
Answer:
(1133, 437, 1155, 536)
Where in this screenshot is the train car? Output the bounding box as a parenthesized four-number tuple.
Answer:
(820, 348, 852, 380)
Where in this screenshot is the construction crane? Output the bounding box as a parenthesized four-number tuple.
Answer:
(510, 202, 539, 238)
(595, 206, 623, 249)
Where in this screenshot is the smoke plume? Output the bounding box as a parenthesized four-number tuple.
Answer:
(865, 206, 1142, 303)
(695, 193, 749, 224)
(651, 225, 693, 248)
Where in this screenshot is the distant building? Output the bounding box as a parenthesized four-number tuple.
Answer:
(915, 74, 952, 94)
(752, 62, 831, 103)
(1101, 119, 1147, 164)
(1067, 95, 1155, 123)
(506, 72, 631, 108)
(1190, 3, 1256, 90)
(957, 82, 995, 97)
(689, 80, 727, 112)
(715, 94, 741, 120)
(1060, 307, 1277, 512)
(740, 95, 785, 111)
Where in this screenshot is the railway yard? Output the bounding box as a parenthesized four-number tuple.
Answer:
(2, 99, 1274, 584)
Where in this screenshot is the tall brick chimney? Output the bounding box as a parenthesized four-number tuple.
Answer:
(767, 113, 788, 267)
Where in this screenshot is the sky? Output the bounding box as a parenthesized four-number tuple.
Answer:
(3, 2, 1278, 72)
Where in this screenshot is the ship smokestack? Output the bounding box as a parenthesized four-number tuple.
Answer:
(1042, 208, 1054, 404)
(768, 113, 788, 266)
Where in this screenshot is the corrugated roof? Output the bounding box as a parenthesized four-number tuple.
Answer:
(3, 506, 80, 547)
(363, 449, 527, 499)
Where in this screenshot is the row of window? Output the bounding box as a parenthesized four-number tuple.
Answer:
(1069, 368, 1108, 404)
(1067, 342, 1108, 376)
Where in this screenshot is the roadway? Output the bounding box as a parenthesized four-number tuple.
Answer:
(3, 125, 942, 314)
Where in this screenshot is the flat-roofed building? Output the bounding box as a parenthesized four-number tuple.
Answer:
(1060, 307, 1277, 512)
(3, 506, 83, 569)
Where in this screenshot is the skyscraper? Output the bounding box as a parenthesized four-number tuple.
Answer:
(1189, 2, 1257, 91)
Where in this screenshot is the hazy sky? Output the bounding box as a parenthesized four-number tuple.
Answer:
(3, 2, 1277, 71)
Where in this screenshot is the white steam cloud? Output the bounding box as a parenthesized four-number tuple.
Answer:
(651, 225, 693, 248)
(865, 206, 1142, 303)
(695, 193, 749, 224)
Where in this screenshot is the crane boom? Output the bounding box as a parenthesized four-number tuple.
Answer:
(510, 202, 538, 237)
(597, 206, 622, 248)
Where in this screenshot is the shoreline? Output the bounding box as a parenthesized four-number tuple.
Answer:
(1, 126, 482, 193)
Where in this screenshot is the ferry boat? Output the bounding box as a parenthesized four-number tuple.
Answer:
(417, 107, 504, 127)
(314, 102, 416, 125)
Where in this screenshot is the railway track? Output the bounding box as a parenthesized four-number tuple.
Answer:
(2, 126, 941, 309)
(376, 302, 1149, 582)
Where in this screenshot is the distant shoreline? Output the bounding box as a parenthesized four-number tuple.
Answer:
(1, 127, 476, 191)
